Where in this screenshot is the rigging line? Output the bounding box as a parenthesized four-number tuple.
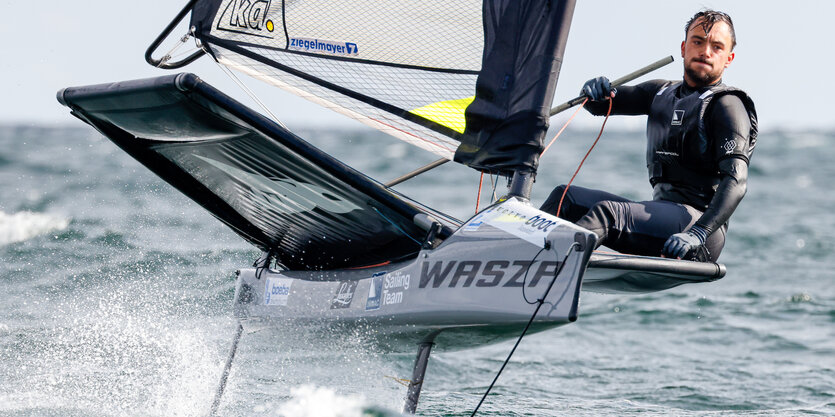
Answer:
(556, 97, 613, 217)
(371, 206, 422, 245)
(475, 172, 484, 214)
(213, 59, 289, 130)
(168, 45, 205, 61)
(490, 174, 499, 203)
(168, 49, 197, 61)
(470, 242, 579, 417)
(521, 246, 549, 305)
(155, 31, 192, 68)
(541, 97, 588, 156)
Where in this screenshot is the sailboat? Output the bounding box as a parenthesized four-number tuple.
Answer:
(57, 0, 725, 413)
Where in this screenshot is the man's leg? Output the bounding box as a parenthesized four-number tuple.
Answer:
(577, 199, 725, 261)
(540, 185, 631, 222)
(540, 185, 726, 261)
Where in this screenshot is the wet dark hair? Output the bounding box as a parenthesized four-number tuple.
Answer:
(685, 9, 736, 50)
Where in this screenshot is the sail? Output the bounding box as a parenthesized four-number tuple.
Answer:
(455, 1, 576, 175)
(188, 0, 575, 170)
(58, 73, 457, 270)
(190, 0, 483, 160)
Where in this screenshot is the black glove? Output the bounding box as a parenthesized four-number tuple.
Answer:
(663, 224, 709, 261)
(581, 76, 616, 101)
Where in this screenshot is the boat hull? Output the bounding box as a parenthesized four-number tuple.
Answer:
(233, 200, 597, 351)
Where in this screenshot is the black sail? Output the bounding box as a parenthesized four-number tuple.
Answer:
(454, 0, 577, 176)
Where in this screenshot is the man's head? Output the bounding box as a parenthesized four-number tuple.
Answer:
(681, 10, 736, 87)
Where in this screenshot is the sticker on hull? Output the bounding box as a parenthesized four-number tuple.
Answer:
(365, 271, 386, 311)
(464, 199, 567, 247)
(381, 271, 410, 306)
(331, 280, 358, 309)
(264, 277, 293, 306)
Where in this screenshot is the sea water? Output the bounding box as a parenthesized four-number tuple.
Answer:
(1, 124, 832, 416)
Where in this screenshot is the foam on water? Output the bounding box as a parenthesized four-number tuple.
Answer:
(270, 385, 370, 416)
(218, 384, 405, 417)
(0, 211, 69, 246)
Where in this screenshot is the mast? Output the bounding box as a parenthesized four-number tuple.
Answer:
(508, 170, 535, 201)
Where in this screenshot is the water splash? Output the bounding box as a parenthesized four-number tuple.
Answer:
(262, 385, 403, 417)
(0, 210, 69, 246)
(0, 287, 226, 417)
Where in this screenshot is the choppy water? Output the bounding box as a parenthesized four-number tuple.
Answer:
(1, 124, 833, 416)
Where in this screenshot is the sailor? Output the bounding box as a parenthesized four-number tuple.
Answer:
(540, 10, 757, 262)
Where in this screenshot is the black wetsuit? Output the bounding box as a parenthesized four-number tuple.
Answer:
(540, 79, 757, 261)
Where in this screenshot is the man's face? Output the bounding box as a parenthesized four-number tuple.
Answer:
(681, 18, 735, 87)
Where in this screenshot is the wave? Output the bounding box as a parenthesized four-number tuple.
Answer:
(0, 211, 70, 246)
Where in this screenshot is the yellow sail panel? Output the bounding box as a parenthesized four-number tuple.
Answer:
(410, 96, 474, 134)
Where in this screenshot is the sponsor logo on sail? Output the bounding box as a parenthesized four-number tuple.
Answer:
(217, 0, 275, 37)
(289, 38, 358, 56)
(331, 281, 358, 309)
